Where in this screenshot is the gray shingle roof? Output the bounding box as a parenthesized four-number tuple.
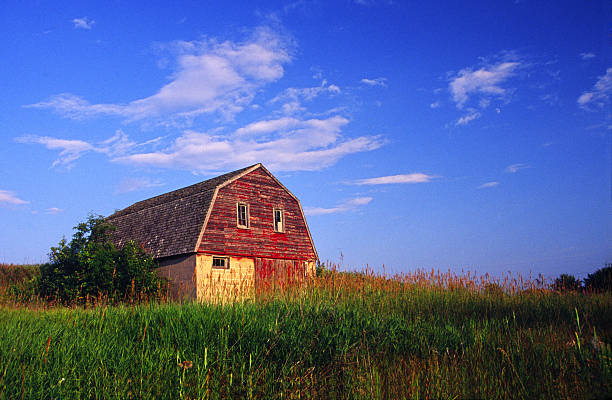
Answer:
(107, 164, 258, 259)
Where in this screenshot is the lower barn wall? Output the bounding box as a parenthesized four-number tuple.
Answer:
(196, 254, 255, 302)
(155, 253, 316, 302)
(155, 253, 197, 300)
(305, 261, 316, 277)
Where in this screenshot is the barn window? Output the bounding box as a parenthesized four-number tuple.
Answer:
(237, 202, 249, 228)
(274, 208, 284, 233)
(212, 256, 229, 269)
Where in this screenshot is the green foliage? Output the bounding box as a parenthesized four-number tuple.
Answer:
(584, 264, 612, 293)
(553, 274, 582, 292)
(36, 214, 160, 303)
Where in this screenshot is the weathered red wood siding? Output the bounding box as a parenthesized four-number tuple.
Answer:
(199, 168, 317, 260)
(255, 258, 307, 292)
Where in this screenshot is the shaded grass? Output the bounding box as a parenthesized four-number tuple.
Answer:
(0, 268, 611, 399)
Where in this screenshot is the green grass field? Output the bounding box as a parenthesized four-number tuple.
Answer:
(0, 265, 611, 399)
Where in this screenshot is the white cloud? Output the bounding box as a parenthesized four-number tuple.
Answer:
(360, 77, 387, 87)
(504, 163, 530, 173)
(456, 111, 481, 126)
(115, 115, 382, 172)
(27, 27, 292, 123)
(73, 17, 95, 30)
(478, 181, 499, 189)
(540, 93, 559, 106)
(449, 61, 520, 109)
(0, 190, 29, 205)
(25, 94, 123, 120)
(430, 101, 440, 109)
(15, 135, 94, 167)
(304, 197, 372, 216)
(116, 178, 164, 193)
(328, 84, 341, 93)
(234, 117, 299, 136)
(578, 67, 612, 110)
(580, 52, 595, 60)
(15, 130, 136, 168)
(21, 116, 383, 173)
(270, 80, 341, 115)
(352, 173, 437, 185)
(46, 207, 64, 214)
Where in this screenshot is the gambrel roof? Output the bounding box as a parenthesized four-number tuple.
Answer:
(107, 163, 317, 260)
(107, 164, 259, 259)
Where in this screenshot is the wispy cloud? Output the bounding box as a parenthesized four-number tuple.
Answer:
(430, 101, 440, 109)
(270, 80, 341, 115)
(352, 173, 437, 185)
(15, 130, 139, 169)
(20, 116, 383, 173)
(72, 17, 95, 30)
(578, 67, 612, 110)
(115, 115, 382, 172)
(579, 52, 595, 60)
(27, 27, 292, 124)
(456, 110, 481, 126)
(304, 197, 372, 216)
(477, 181, 499, 189)
(46, 207, 63, 214)
(360, 77, 387, 87)
(116, 177, 164, 193)
(504, 163, 530, 173)
(0, 190, 29, 205)
(15, 136, 94, 168)
(449, 60, 520, 109)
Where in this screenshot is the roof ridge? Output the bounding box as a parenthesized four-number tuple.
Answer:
(109, 163, 260, 219)
(110, 186, 217, 221)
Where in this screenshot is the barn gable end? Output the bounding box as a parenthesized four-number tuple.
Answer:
(197, 166, 317, 260)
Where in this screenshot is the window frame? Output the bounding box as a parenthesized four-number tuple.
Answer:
(212, 256, 230, 269)
(273, 208, 285, 233)
(236, 202, 250, 229)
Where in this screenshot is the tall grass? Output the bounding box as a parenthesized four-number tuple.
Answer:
(0, 264, 610, 399)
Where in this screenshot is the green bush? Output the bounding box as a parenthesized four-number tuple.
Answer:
(584, 264, 612, 293)
(37, 214, 160, 303)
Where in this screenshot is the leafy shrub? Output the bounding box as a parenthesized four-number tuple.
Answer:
(584, 264, 612, 293)
(37, 214, 161, 303)
(553, 274, 581, 292)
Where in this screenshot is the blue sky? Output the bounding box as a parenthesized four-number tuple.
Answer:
(1, 0, 610, 279)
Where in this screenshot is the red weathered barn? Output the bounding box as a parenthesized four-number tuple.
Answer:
(107, 163, 317, 300)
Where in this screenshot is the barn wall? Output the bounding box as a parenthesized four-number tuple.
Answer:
(199, 168, 317, 260)
(155, 253, 197, 300)
(195, 254, 255, 302)
(254, 258, 316, 291)
(306, 261, 316, 277)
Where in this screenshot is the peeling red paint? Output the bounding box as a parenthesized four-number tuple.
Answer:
(199, 168, 316, 261)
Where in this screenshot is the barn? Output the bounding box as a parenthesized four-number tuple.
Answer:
(107, 163, 318, 301)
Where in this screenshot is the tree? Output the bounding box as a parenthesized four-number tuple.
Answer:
(37, 214, 160, 303)
(552, 274, 581, 292)
(583, 264, 612, 293)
